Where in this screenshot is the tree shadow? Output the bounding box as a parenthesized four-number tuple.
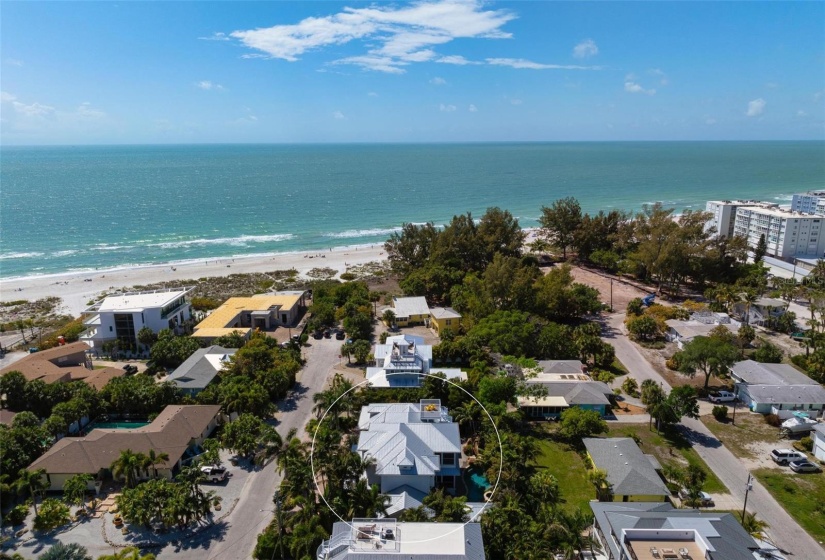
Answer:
(675, 425, 722, 449)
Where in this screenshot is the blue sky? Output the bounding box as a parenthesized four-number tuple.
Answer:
(1, 1, 823, 144)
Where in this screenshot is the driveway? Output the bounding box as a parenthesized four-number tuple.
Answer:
(603, 313, 825, 558)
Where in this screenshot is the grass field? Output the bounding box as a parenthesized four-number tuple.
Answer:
(607, 424, 727, 494)
(754, 468, 825, 544)
(700, 412, 780, 461)
(534, 437, 595, 512)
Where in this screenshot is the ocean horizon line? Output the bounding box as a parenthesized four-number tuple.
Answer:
(2, 139, 824, 149)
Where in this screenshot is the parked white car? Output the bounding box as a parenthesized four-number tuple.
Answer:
(200, 465, 228, 482)
(708, 391, 736, 403)
(770, 449, 806, 466)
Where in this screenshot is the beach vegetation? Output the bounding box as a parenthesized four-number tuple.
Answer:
(190, 296, 221, 311)
(538, 197, 582, 260)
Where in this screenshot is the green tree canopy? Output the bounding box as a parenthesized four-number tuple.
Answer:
(677, 335, 739, 389)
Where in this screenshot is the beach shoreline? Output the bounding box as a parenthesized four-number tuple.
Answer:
(0, 244, 389, 317)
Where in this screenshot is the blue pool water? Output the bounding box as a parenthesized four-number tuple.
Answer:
(87, 420, 150, 430)
(464, 468, 492, 501)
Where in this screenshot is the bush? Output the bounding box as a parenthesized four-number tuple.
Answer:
(712, 405, 728, 422)
(753, 341, 783, 363)
(191, 296, 221, 311)
(5, 504, 29, 526)
(33, 498, 70, 531)
(799, 436, 814, 452)
(764, 414, 782, 427)
(621, 377, 639, 397)
(340, 272, 357, 281)
(591, 369, 616, 384)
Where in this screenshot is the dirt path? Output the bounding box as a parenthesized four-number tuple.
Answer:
(568, 267, 651, 313)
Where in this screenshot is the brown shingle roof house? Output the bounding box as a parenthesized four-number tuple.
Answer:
(0, 342, 125, 389)
(30, 404, 222, 491)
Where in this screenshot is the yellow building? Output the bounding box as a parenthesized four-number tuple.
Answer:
(429, 307, 462, 336)
(192, 291, 307, 342)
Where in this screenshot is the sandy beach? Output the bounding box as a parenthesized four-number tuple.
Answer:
(0, 245, 387, 317)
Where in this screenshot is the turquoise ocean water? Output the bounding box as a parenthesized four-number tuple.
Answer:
(1, 142, 823, 280)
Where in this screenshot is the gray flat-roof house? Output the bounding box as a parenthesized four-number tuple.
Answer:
(584, 438, 670, 502)
(518, 372, 612, 418)
(537, 359, 588, 374)
(356, 400, 462, 498)
(317, 519, 485, 560)
(590, 502, 769, 560)
(664, 319, 739, 350)
(167, 345, 236, 396)
(730, 360, 825, 415)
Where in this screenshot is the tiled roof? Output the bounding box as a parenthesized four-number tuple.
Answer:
(29, 405, 221, 474)
(0, 342, 125, 389)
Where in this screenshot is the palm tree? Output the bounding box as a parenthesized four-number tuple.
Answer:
(62, 473, 93, 510)
(111, 449, 148, 488)
(587, 468, 612, 502)
(37, 543, 91, 560)
(143, 450, 170, 480)
(739, 290, 759, 324)
(14, 468, 49, 516)
(289, 516, 328, 560)
(345, 479, 389, 519)
(736, 511, 769, 540)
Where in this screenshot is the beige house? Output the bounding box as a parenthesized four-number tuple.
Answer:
(192, 291, 307, 342)
(29, 405, 221, 491)
(0, 341, 124, 390)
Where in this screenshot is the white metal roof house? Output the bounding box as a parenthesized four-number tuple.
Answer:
(730, 360, 825, 415)
(366, 335, 465, 388)
(81, 287, 193, 350)
(166, 345, 236, 395)
(317, 519, 485, 560)
(392, 296, 431, 326)
(356, 400, 462, 498)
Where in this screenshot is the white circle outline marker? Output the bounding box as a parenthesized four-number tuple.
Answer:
(310, 371, 504, 545)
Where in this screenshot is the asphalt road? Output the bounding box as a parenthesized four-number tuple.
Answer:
(604, 313, 825, 559)
(156, 335, 343, 560)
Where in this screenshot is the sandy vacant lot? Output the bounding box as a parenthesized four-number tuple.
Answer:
(568, 266, 651, 313)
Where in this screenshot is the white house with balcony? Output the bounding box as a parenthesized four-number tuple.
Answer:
(81, 287, 193, 350)
(366, 334, 465, 388)
(356, 400, 462, 497)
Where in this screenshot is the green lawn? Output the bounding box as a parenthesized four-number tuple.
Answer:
(754, 468, 825, 544)
(534, 437, 595, 512)
(607, 424, 727, 494)
(609, 358, 629, 376)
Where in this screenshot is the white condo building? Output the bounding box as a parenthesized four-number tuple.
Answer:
(733, 206, 825, 261)
(705, 200, 778, 238)
(81, 287, 193, 349)
(791, 190, 825, 215)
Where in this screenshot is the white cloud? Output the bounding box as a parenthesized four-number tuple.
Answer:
(765, 82, 779, 89)
(439, 103, 456, 112)
(746, 98, 766, 117)
(648, 68, 668, 86)
(230, 0, 516, 73)
(814, 90, 824, 102)
(509, 98, 523, 106)
(572, 39, 598, 59)
(624, 80, 656, 95)
(0, 91, 16, 103)
(705, 117, 717, 125)
(12, 101, 55, 117)
(76, 102, 105, 119)
(430, 76, 447, 85)
(468, 104, 478, 112)
(486, 58, 600, 70)
(199, 32, 230, 41)
(436, 55, 480, 65)
(197, 80, 225, 91)
(797, 110, 808, 117)
(368, 92, 379, 97)
(6, 58, 24, 67)
(333, 110, 346, 119)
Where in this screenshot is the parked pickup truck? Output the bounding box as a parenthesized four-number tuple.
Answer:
(200, 466, 228, 482)
(708, 391, 736, 403)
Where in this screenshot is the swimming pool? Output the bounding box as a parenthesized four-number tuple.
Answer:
(464, 467, 491, 502)
(87, 420, 150, 430)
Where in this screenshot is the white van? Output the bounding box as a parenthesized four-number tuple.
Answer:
(770, 449, 806, 465)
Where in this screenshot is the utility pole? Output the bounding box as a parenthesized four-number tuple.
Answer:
(742, 473, 753, 521)
(731, 396, 737, 425)
(610, 278, 613, 312)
